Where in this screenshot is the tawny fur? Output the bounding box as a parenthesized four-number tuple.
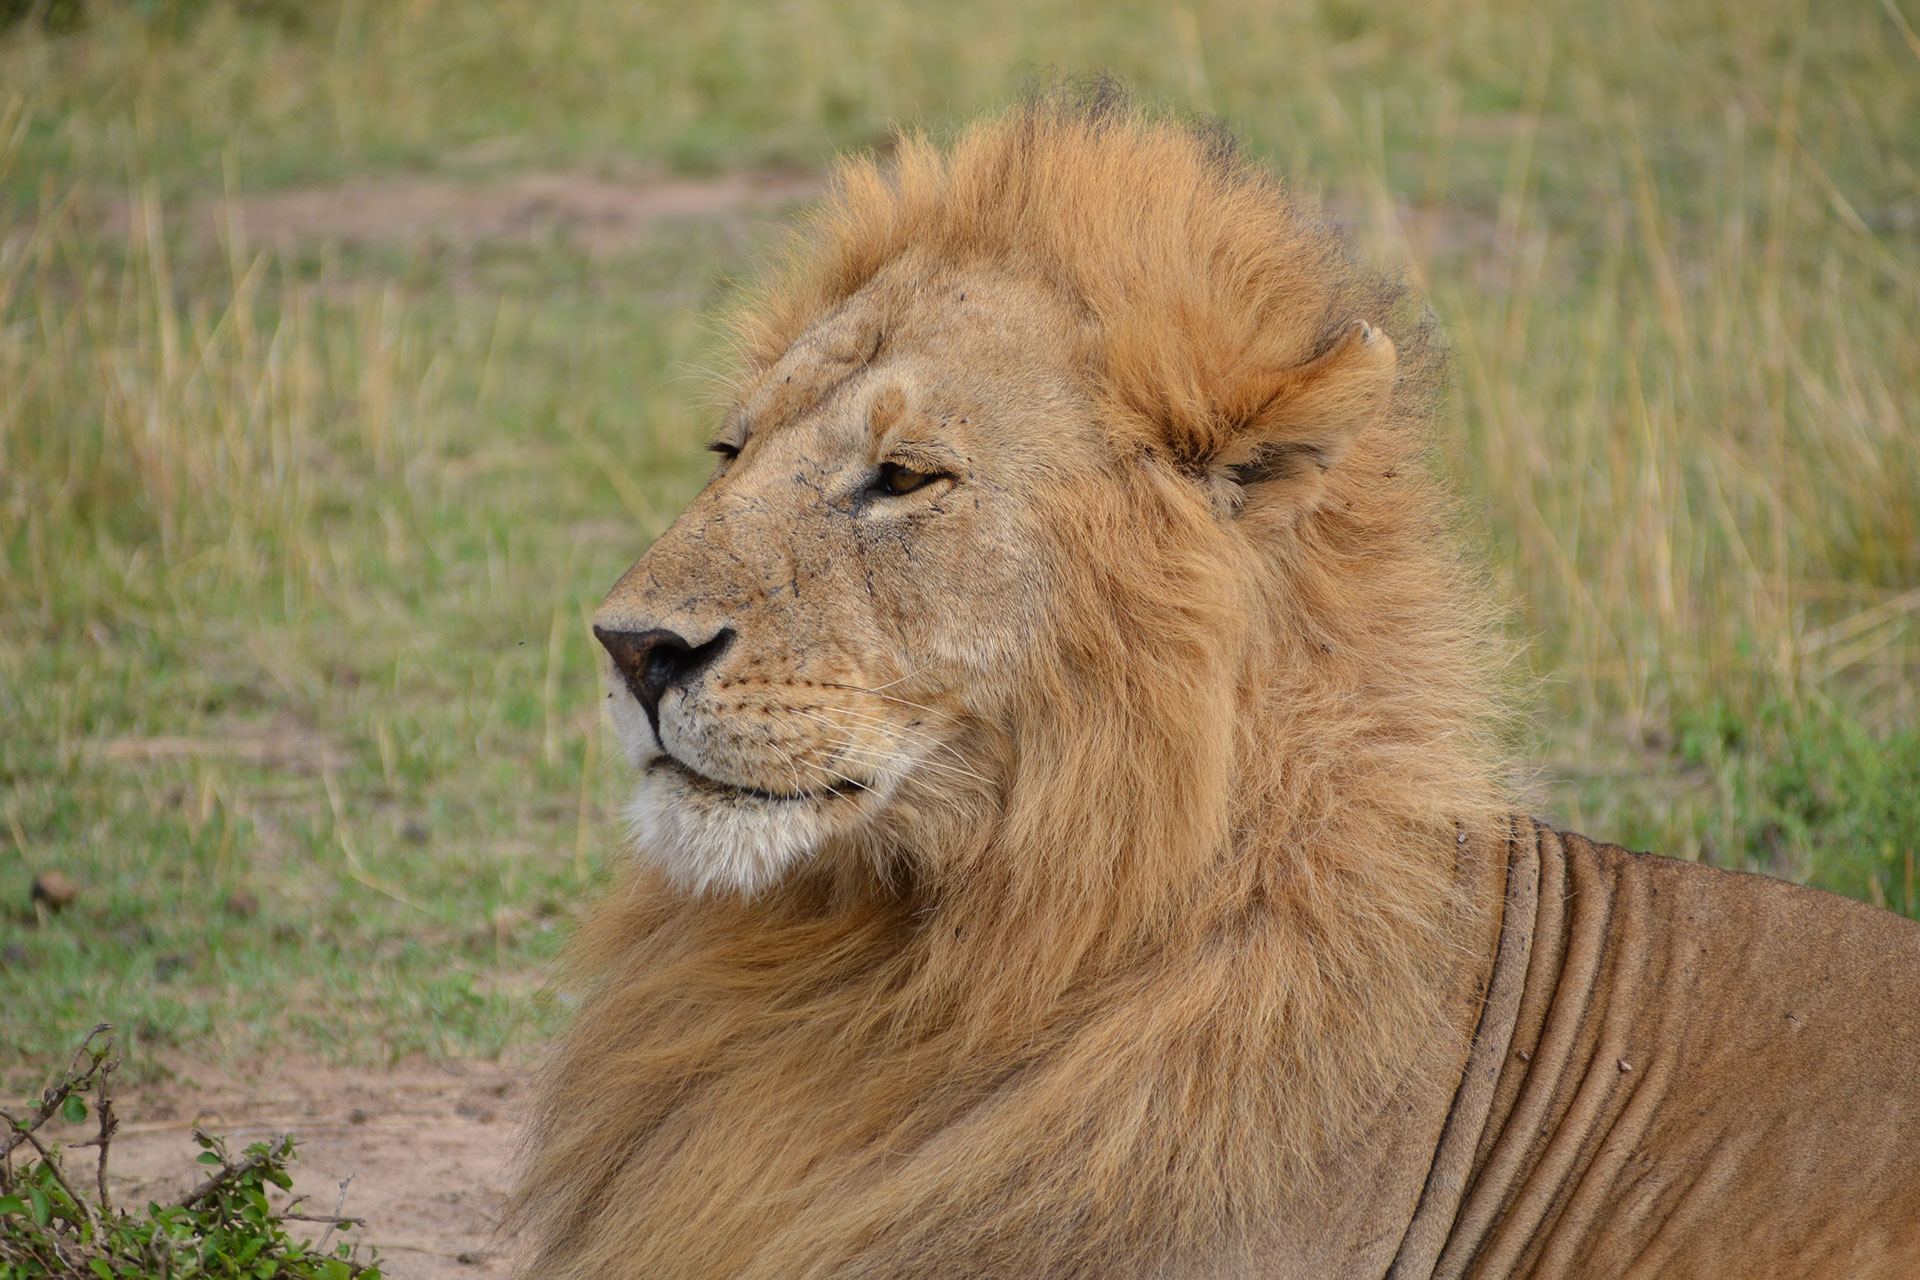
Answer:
(511, 94, 1511, 1278)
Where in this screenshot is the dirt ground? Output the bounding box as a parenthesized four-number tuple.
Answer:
(58, 1058, 533, 1279)
(197, 168, 823, 257)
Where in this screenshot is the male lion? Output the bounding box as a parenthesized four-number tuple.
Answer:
(511, 95, 1920, 1278)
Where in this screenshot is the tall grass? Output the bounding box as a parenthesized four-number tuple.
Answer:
(1, 0, 1916, 1077)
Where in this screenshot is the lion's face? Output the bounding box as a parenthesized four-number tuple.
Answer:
(595, 265, 1093, 893)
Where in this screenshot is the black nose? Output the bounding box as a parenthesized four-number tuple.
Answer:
(594, 626, 734, 719)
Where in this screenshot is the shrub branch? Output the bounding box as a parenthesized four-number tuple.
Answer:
(0, 1026, 383, 1278)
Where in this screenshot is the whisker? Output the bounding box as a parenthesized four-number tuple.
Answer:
(761, 734, 809, 798)
(788, 708, 948, 764)
(805, 729, 993, 790)
(821, 665, 932, 695)
(818, 682, 964, 726)
(801, 705, 983, 775)
(780, 737, 887, 794)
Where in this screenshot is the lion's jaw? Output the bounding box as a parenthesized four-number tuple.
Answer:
(596, 270, 1089, 896)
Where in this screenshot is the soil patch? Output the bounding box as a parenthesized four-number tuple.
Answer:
(49, 1058, 532, 1279)
(207, 169, 822, 256)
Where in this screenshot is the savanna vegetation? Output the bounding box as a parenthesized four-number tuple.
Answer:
(2, 0, 1916, 1086)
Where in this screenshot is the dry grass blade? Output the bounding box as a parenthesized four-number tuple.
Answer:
(1879, 0, 1920, 64)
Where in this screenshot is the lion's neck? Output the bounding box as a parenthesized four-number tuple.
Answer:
(515, 763, 1498, 1277)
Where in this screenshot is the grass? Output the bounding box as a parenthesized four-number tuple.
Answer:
(2, 0, 1916, 1087)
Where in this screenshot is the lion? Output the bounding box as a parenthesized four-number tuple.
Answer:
(509, 92, 1920, 1278)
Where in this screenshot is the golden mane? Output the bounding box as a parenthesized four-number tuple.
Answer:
(512, 92, 1510, 1278)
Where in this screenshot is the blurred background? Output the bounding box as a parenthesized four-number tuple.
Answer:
(2, 0, 1915, 1084)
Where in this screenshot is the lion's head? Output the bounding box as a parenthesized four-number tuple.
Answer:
(596, 96, 1485, 906)
(521, 92, 1509, 1278)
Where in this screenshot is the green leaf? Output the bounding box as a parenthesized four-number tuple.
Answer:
(27, 1186, 49, 1226)
(89, 1261, 114, 1280)
(197, 1151, 224, 1164)
(0, 1194, 25, 1216)
(62, 1094, 88, 1124)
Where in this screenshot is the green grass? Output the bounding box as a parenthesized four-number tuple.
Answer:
(2, 0, 1917, 1086)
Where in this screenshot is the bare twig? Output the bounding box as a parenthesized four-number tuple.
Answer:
(93, 1050, 119, 1212)
(0, 1022, 113, 1164)
(281, 1212, 367, 1227)
(176, 1130, 294, 1210)
(315, 1172, 356, 1253)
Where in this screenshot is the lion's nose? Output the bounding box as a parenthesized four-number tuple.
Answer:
(594, 626, 734, 717)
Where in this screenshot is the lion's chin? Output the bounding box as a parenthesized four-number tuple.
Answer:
(623, 765, 846, 897)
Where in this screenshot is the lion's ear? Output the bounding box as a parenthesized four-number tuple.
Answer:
(1206, 320, 1397, 517)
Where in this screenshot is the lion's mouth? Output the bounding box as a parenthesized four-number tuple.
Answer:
(649, 753, 868, 804)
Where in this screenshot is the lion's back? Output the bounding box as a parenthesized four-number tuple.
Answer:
(1447, 821, 1920, 1278)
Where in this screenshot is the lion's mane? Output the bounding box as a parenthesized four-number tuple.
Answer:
(512, 90, 1510, 1278)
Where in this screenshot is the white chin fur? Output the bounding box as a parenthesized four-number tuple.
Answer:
(622, 769, 838, 897)
(605, 679, 846, 896)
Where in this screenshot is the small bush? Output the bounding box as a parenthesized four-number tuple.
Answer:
(0, 1028, 380, 1280)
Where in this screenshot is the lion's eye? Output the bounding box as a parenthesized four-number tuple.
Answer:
(707, 440, 740, 461)
(875, 461, 938, 496)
